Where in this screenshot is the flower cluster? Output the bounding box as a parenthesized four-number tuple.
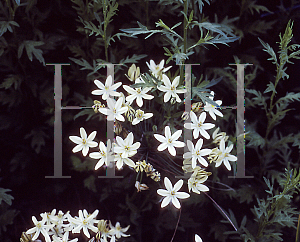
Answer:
(23, 209, 130, 242)
(69, 59, 238, 213)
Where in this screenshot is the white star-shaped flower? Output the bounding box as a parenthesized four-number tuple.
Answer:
(214, 139, 237, 170)
(109, 221, 130, 239)
(188, 177, 209, 194)
(154, 126, 185, 156)
(92, 75, 122, 100)
(99, 97, 128, 121)
(184, 111, 215, 139)
(69, 127, 98, 156)
(52, 231, 78, 242)
(89, 139, 114, 170)
(204, 91, 223, 120)
(114, 132, 140, 158)
(67, 210, 99, 238)
(146, 59, 172, 80)
(26, 214, 54, 242)
(183, 139, 212, 168)
(132, 109, 153, 125)
(157, 177, 190, 209)
(157, 74, 186, 103)
(114, 152, 136, 169)
(123, 78, 154, 107)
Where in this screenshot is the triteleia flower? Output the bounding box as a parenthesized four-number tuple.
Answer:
(157, 74, 186, 103)
(123, 78, 154, 107)
(214, 139, 237, 170)
(184, 111, 215, 139)
(67, 210, 99, 238)
(26, 214, 54, 242)
(183, 139, 212, 168)
(89, 139, 113, 170)
(69, 127, 98, 156)
(154, 126, 185, 156)
(114, 132, 140, 158)
(132, 109, 153, 125)
(99, 97, 128, 122)
(203, 91, 223, 120)
(146, 59, 171, 80)
(92, 75, 122, 100)
(109, 221, 130, 239)
(157, 177, 190, 209)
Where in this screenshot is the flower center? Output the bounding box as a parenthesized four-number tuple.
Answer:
(136, 88, 141, 94)
(82, 139, 87, 144)
(125, 146, 130, 151)
(171, 86, 175, 91)
(83, 220, 87, 225)
(196, 151, 200, 155)
(36, 223, 41, 228)
(168, 138, 172, 144)
(171, 191, 176, 196)
(113, 108, 117, 114)
(197, 122, 202, 127)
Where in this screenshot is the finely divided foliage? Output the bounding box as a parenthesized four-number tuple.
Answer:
(5, 0, 299, 241)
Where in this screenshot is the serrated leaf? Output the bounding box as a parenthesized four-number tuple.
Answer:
(0, 21, 19, 36)
(0, 75, 22, 90)
(18, 40, 45, 65)
(0, 188, 14, 205)
(264, 81, 277, 94)
(258, 37, 277, 65)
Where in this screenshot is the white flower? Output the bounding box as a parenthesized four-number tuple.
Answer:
(157, 177, 190, 209)
(154, 126, 185, 156)
(203, 91, 223, 120)
(188, 168, 210, 194)
(92, 75, 122, 100)
(184, 111, 215, 139)
(109, 221, 130, 239)
(114, 132, 140, 158)
(67, 210, 99, 238)
(146, 59, 172, 80)
(26, 215, 54, 242)
(99, 97, 128, 121)
(183, 139, 212, 168)
(157, 74, 186, 103)
(89, 139, 113, 170)
(195, 234, 203, 242)
(214, 139, 237, 170)
(123, 78, 154, 107)
(52, 231, 78, 242)
(69, 127, 98, 156)
(114, 152, 135, 169)
(132, 109, 153, 125)
(188, 177, 209, 194)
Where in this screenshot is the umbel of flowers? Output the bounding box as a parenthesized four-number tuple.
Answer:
(65, 60, 237, 242)
(22, 209, 129, 242)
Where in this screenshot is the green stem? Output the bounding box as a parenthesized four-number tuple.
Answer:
(103, 0, 109, 62)
(180, 0, 188, 84)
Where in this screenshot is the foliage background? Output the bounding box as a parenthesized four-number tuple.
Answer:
(0, 0, 300, 241)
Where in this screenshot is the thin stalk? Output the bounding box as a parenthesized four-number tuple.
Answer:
(180, 0, 189, 84)
(103, 0, 109, 62)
